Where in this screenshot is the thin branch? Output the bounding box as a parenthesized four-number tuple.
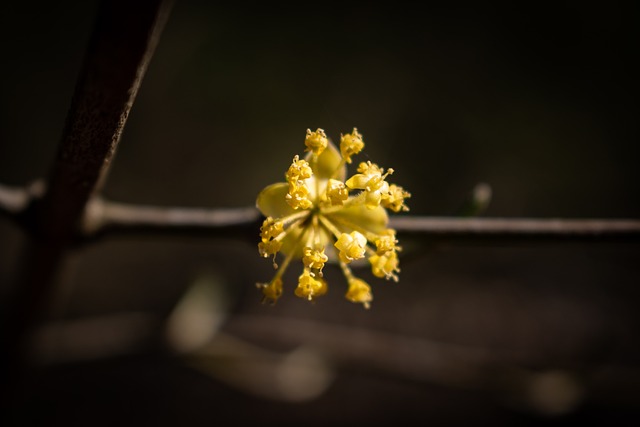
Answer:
(389, 216, 640, 241)
(83, 199, 640, 241)
(82, 197, 262, 238)
(3, 185, 639, 241)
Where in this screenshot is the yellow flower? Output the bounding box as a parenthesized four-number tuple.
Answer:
(304, 128, 328, 156)
(345, 161, 395, 210)
(257, 277, 283, 304)
(286, 155, 312, 180)
(255, 128, 410, 308)
(340, 128, 364, 163)
(285, 182, 313, 210)
(345, 278, 373, 309)
(295, 270, 327, 301)
(334, 231, 367, 264)
(260, 217, 284, 241)
(302, 246, 328, 273)
(369, 251, 400, 282)
(325, 179, 349, 205)
(382, 184, 411, 212)
(374, 229, 399, 255)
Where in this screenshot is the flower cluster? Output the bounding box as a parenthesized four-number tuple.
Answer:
(256, 128, 410, 308)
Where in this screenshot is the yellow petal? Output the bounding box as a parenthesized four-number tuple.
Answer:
(345, 173, 370, 190)
(279, 223, 305, 257)
(306, 140, 345, 181)
(326, 204, 388, 234)
(256, 182, 296, 218)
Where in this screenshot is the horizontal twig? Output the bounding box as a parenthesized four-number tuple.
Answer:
(2, 183, 639, 241)
(82, 197, 262, 237)
(389, 216, 640, 240)
(86, 199, 640, 241)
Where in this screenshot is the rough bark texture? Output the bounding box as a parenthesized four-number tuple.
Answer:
(36, 0, 172, 240)
(0, 0, 173, 403)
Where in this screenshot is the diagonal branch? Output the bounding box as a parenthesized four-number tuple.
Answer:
(35, 0, 173, 240)
(0, 0, 174, 398)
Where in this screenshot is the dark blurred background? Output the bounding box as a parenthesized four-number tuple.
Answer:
(1, 1, 639, 426)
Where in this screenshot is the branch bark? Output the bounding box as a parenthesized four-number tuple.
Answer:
(35, 0, 173, 240)
(83, 199, 640, 241)
(82, 197, 262, 239)
(3, 185, 640, 242)
(389, 216, 640, 241)
(0, 0, 174, 400)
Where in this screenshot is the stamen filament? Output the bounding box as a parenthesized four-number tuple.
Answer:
(324, 213, 381, 243)
(280, 209, 312, 227)
(339, 261, 355, 281)
(317, 214, 344, 240)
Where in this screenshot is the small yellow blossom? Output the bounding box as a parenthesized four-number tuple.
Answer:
(382, 184, 411, 212)
(345, 161, 394, 210)
(260, 217, 284, 241)
(285, 155, 313, 184)
(369, 251, 400, 282)
(374, 229, 399, 255)
(285, 182, 313, 210)
(304, 128, 328, 156)
(345, 277, 373, 309)
(340, 128, 364, 163)
(325, 179, 349, 205)
(295, 270, 327, 301)
(255, 128, 410, 308)
(258, 277, 283, 304)
(258, 239, 282, 258)
(334, 231, 367, 264)
(302, 246, 328, 273)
